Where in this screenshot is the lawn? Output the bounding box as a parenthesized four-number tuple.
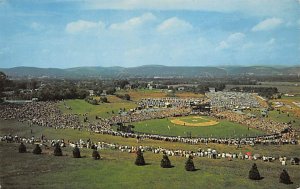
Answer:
(131, 116, 265, 138)
(1, 119, 300, 189)
(1, 141, 300, 189)
(116, 89, 204, 101)
(244, 108, 300, 129)
(116, 89, 168, 101)
(271, 96, 300, 117)
(226, 82, 300, 94)
(57, 99, 136, 119)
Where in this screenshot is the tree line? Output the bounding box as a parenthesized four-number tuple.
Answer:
(230, 86, 279, 98)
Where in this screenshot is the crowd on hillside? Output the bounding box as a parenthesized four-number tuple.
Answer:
(214, 111, 296, 140)
(1, 134, 299, 166)
(0, 102, 83, 129)
(109, 107, 191, 124)
(0, 101, 297, 146)
(137, 97, 204, 108)
(206, 92, 260, 109)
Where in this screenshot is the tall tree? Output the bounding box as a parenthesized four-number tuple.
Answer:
(0, 72, 7, 97)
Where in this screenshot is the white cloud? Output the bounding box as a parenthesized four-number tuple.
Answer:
(65, 20, 105, 33)
(109, 13, 156, 31)
(216, 32, 245, 50)
(252, 18, 283, 31)
(157, 17, 192, 34)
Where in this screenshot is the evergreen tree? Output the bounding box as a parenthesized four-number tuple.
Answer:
(18, 142, 27, 153)
(92, 149, 100, 160)
(185, 156, 195, 171)
(249, 163, 261, 180)
(53, 143, 63, 156)
(32, 144, 42, 154)
(135, 149, 145, 166)
(73, 145, 81, 158)
(279, 169, 293, 184)
(161, 154, 172, 168)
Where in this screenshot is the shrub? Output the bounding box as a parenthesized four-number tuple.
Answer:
(73, 145, 81, 158)
(249, 163, 261, 180)
(100, 97, 108, 103)
(135, 149, 145, 166)
(279, 169, 293, 184)
(92, 149, 100, 160)
(33, 144, 42, 154)
(161, 154, 172, 168)
(53, 143, 63, 156)
(18, 143, 27, 153)
(185, 156, 195, 171)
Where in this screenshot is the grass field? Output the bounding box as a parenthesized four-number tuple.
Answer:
(244, 108, 300, 130)
(116, 89, 204, 101)
(57, 99, 136, 120)
(226, 82, 300, 94)
(131, 116, 265, 138)
(57, 100, 265, 138)
(1, 120, 300, 189)
(271, 96, 300, 117)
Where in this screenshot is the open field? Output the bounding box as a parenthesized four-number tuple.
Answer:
(131, 116, 265, 138)
(116, 89, 204, 101)
(57, 99, 136, 119)
(2, 92, 299, 188)
(226, 82, 300, 94)
(1, 120, 300, 162)
(271, 96, 300, 117)
(1, 120, 300, 189)
(116, 89, 168, 101)
(57, 99, 265, 138)
(244, 107, 300, 130)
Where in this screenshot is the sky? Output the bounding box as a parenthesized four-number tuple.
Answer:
(0, 0, 300, 68)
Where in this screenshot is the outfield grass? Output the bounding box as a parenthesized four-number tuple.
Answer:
(131, 116, 265, 138)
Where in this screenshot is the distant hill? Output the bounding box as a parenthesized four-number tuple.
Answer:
(1, 65, 299, 79)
